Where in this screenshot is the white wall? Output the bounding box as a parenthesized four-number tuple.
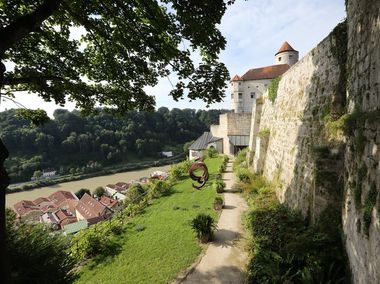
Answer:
(275, 51, 299, 66)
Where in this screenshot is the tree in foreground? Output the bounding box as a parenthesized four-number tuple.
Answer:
(6, 209, 77, 283)
(75, 188, 91, 199)
(94, 186, 105, 197)
(0, 0, 235, 281)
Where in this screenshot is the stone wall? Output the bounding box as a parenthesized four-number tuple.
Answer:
(253, 32, 344, 218)
(343, 0, 380, 283)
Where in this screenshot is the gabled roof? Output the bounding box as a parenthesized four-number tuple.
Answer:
(48, 191, 78, 206)
(189, 132, 222, 150)
(76, 193, 108, 220)
(99, 195, 119, 210)
(231, 74, 243, 82)
(241, 64, 290, 81)
(275, 41, 297, 55)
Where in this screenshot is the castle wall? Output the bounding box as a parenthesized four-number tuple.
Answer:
(343, 1, 380, 282)
(256, 33, 342, 216)
(249, 1, 380, 281)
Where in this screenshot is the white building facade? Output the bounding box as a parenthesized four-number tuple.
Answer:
(207, 42, 299, 156)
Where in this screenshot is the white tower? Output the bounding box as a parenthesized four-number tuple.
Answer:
(230, 75, 244, 113)
(275, 41, 299, 66)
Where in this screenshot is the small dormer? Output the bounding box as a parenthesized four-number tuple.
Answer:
(275, 41, 299, 66)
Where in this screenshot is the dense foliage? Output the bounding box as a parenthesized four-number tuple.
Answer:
(236, 169, 349, 283)
(0, 108, 226, 183)
(6, 209, 77, 283)
(0, 1, 234, 117)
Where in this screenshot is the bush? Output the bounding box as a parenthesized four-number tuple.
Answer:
(191, 213, 217, 243)
(244, 176, 348, 283)
(206, 147, 218, 158)
(6, 209, 77, 283)
(125, 183, 146, 204)
(94, 186, 106, 197)
(75, 188, 91, 199)
(237, 168, 253, 183)
(219, 163, 226, 173)
(213, 179, 226, 193)
(268, 76, 281, 103)
(149, 180, 172, 198)
(214, 196, 224, 210)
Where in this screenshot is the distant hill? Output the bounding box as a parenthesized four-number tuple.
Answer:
(0, 107, 228, 183)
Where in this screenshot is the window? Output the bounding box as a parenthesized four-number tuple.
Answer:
(278, 57, 282, 61)
(289, 54, 293, 58)
(238, 93, 242, 99)
(231, 93, 234, 99)
(250, 92, 256, 99)
(238, 82, 241, 85)
(264, 84, 267, 87)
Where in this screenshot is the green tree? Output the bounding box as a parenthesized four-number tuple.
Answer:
(6, 209, 77, 283)
(0, 0, 235, 279)
(32, 170, 42, 181)
(94, 186, 105, 197)
(75, 188, 91, 199)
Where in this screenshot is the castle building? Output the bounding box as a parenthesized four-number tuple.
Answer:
(189, 42, 299, 158)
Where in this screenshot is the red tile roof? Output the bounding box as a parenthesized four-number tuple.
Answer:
(231, 74, 243, 82)
(76, 193, 108, 221)
(275, 41, 297, 55)
(241, 64, 290, 80)
(14, 200, 42, 216)
(48, 191, 78, 206)
(99, 196, 119, 210)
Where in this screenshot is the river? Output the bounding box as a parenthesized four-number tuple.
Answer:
(6, 164, 171, 208)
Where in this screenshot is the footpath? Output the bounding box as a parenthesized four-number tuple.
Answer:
(181, 159, 248, 284)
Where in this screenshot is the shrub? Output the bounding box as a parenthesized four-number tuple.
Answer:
(149, 180, 172, 198)
(219, 163, 226, 173)
(125, 183, 146, 204)
(75, 188, 91, 199)
(169, 164, 183, 181)
(6, 209, 77, 283)
(268, 76, 281, 103)
(191, 214, 217, 243)
(214, 197, 224, 210)
(213, 179, 226, 193)
(94, 186, 106, 197)
(206, 147, 218, 158)
(237, 168, 253, 183)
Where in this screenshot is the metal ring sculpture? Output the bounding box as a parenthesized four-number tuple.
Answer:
(188, 158, 209, 189)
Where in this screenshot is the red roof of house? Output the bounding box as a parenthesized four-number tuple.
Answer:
(14, 200, 42, 216)
(275, 41, 297, 55)
(33, 197, 50, 205)
(48, 191, 78, 206)
(241, 64, 290, 80)
(231, 74, 243, 82)
(99, 195, 119, 209)
(76, 193, 108, 220)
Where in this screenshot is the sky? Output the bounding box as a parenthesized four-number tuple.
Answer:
(0, 0, 346, 117)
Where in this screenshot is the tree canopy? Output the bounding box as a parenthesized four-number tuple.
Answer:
(0, 0, 233, 115)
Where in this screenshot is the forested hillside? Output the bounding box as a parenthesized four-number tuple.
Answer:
(0, 107, 227, 183)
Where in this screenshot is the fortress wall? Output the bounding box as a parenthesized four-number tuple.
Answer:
(343, 1, 380, 282)
(256, 32, 343, 217)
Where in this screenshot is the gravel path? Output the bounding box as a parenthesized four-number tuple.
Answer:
(181, 159, 248, 284)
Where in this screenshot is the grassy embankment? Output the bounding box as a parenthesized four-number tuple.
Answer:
(75, 156, 223, 284)
(233, 149, 349, 283)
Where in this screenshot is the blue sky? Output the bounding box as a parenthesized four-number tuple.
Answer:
(0, 0, 346, 116)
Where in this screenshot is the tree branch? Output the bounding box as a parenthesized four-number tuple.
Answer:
(3, 75, 66, 86)
(0, 0, 62, 56)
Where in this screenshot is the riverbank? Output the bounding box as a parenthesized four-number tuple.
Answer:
(6, 154, 185, 194)
(6, 164, 171, 208)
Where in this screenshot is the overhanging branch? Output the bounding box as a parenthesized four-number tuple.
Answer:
(0, 0, 62, 56)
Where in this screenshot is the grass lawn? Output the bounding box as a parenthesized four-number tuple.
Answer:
(75, 156, 223, 284)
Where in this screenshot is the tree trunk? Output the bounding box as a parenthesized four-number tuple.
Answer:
(0, 140, 9, 284)
(1, 61, 10, 283)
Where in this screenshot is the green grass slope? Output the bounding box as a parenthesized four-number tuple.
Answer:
(76, 156, 222, 284)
